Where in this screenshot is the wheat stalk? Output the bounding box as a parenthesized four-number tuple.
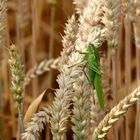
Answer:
(24, 57, 59, 86)
(93, 86, 140, 140)
(22, 107, 50, 140)
(47, 0, 57, 88)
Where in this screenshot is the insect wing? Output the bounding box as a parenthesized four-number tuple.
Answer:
(88, 61, 101, 75)
(87, 68, 95, 89)
(87, 53, 101, 75)
(94, 74, 105, 109)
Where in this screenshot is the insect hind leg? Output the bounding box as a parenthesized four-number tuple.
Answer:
(82, 64, 90, 82)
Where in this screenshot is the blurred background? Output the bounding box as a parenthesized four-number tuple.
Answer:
(0, 0, 140, 140)
(0, 0, 74, 139)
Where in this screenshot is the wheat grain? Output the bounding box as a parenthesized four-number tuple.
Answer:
(61, 15, 78, 65)
(8, 44, 25, 133)
(77, 0, 106, 47)
(73, 0, 89, 14)
(24, 57, 59, 86)
(93, 86, 140, 140)
(50, 15, 78, 140)
(71, 0, 106, 139)
(102, 0, 120, 48)
(22, 107, 50, 140)
(89, 94, 105, 140)
(71, 76, 91, 140)
(8, 44, 24, 107)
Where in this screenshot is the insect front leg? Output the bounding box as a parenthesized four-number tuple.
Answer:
(82, 64, 88, 80)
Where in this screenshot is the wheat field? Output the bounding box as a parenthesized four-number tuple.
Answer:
(0, 0, 140, 140)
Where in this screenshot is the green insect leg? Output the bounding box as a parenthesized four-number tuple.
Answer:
(94, 74, 105, 109)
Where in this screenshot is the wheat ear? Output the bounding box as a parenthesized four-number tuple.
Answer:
(24, 57, 59, 86)
(8, 44, 25, 134)
(8, 45, 24, 106)
(22, 107, 50, 140)
(89, 94, 106, 140)
(70, 0, 107, 139)
(50, 15, 78, 140)
(71, 0, 108, 139)
(73, 0, 89, 14)
(102, 0, 120, 48)
(93, 86, 140, 140)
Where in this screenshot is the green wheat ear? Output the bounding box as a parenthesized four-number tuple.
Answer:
(8, 44, 24, 107)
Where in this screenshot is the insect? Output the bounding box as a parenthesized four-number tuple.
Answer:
(78, 43, 105, 109)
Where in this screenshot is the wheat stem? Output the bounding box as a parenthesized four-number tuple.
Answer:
(47, 0, 57, 88)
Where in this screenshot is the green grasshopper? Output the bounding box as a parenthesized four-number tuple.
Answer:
(77, 43, 105, 109)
